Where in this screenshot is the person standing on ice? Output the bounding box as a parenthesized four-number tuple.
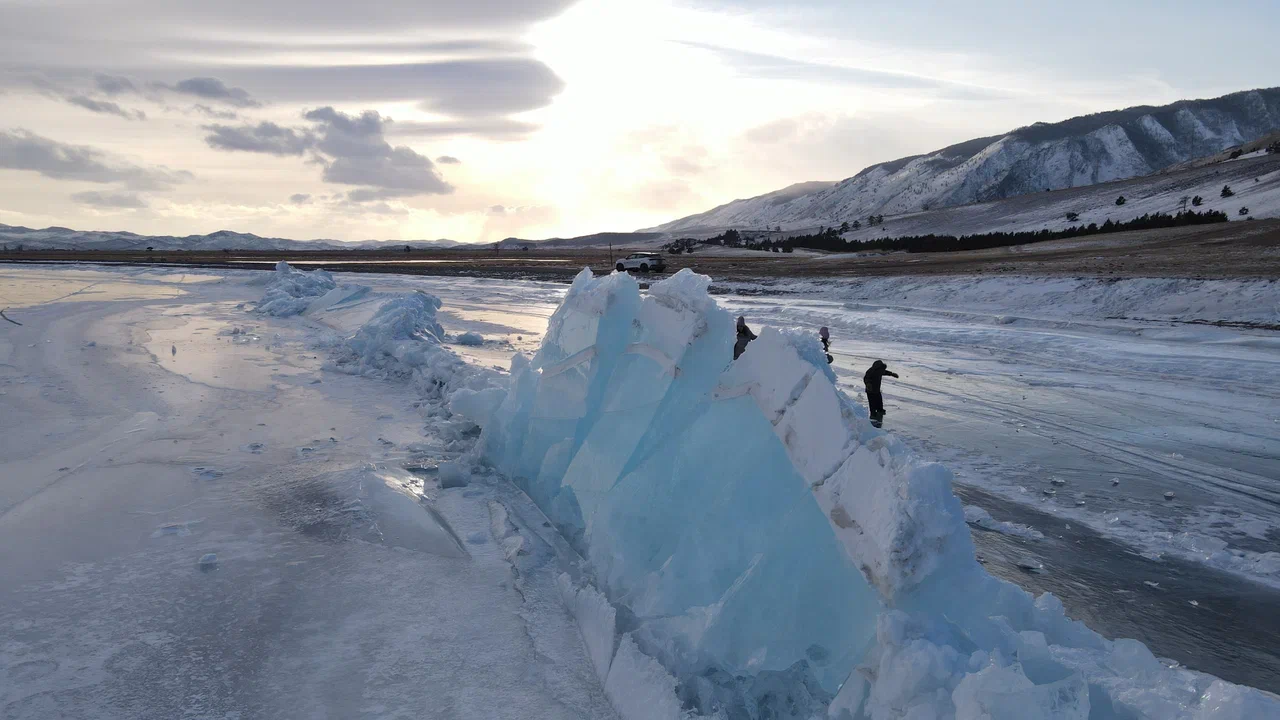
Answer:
(819, 326, 833, 364)
(863, 360, 898, 417)
(733, 316, 757, 360)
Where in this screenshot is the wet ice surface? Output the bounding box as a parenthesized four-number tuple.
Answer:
(0, 267, 616, 719)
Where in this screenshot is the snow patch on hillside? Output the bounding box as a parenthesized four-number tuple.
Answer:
(651, 88, 1280, 234)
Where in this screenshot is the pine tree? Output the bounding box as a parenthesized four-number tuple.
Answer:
(1221, 185, 1234, 198)
(1191, 195, 1203, 207)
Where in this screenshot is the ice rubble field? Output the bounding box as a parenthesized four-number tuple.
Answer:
(719, 275, 1280, 328)
(261, 261, 1277, 719)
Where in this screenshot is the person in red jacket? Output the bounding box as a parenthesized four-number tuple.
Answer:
(863, 360, 898, 417)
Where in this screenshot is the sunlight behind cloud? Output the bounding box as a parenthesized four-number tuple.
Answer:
(1, 0, 1277, 242)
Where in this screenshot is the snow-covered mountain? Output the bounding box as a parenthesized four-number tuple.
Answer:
(650, 88, 1280, 234)
(0, 225, 461, 252)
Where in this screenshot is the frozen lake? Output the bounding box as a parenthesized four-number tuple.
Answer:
(2, 264, 1278, 714)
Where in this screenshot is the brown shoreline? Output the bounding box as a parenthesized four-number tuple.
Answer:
(3, 218, 1278, 282)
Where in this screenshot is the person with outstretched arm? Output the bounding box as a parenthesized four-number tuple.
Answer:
(863, 360, 898, 416)
(733, 316, 757, 360)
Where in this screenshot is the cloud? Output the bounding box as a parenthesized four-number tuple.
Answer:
(304, 107, 453, 198)
(388, 117, 538, 140)
(66, 95, 146, 120)
(289, 193, 312, 204)
(204, 60, 560, 119)
(2, 4, 568, 141)
(622, 125, 709, 177)
(204, 122, 315, 156)
(743, 117, 800, 145)
(71, 190, 148, 208)
(0, 129, 190, 190)
(0, 1, 576, 59)
(157, 77, 260, 107)
(19, 74, 147, 121)
(153, 37, 535, 58)
(680, 42, 1005, 98)
(204, 107, 453, 200)
(478, 203, 559, 242)
(192, 104, 238, 120)
(436, 155, 461, 164)
(93, 73, 137, 96)
(737, 112, 977, 182)
(626, 178, 699, 211)
(663, 155, 707, 176)
(330, 197, 409, 215)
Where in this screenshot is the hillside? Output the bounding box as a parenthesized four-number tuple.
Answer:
(496, 231, 667, 250)
(832, 151, 1280, 244)
(650, 87, 1280, 233)
(0, 225, 460, 252)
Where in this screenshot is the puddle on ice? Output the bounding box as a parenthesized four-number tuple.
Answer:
(191, 467, 225, 480)
(143, 307, 310, 390)
(258, 466, 468, 558)
(150, 520, 203, 538)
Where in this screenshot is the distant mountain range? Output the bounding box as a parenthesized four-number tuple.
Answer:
(649, 87, 1280, 234)
(0, 223, 670, 253)
(0, 225, 461, 252)
(6, 88, 1278, 254)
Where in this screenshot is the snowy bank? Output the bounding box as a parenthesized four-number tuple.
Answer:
(471, 268, 1280, 720)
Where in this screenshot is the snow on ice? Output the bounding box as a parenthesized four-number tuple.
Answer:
(260, 262, 1280, 719)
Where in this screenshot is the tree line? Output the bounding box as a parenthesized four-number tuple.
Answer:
(785, 209, 1229, 254)
(668, 210, 1231, 256)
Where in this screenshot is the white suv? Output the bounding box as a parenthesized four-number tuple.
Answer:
(615, 252, 667, 273)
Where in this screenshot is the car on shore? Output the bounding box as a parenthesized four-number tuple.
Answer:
(615, 252, 666, 273)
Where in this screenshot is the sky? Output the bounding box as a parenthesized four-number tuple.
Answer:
(1, 0, 1277, 244)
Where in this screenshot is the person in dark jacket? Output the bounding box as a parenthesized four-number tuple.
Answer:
(819, 326, 833, 364)
(863, 360, 898, 416)
(733, 316, 757, 360)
